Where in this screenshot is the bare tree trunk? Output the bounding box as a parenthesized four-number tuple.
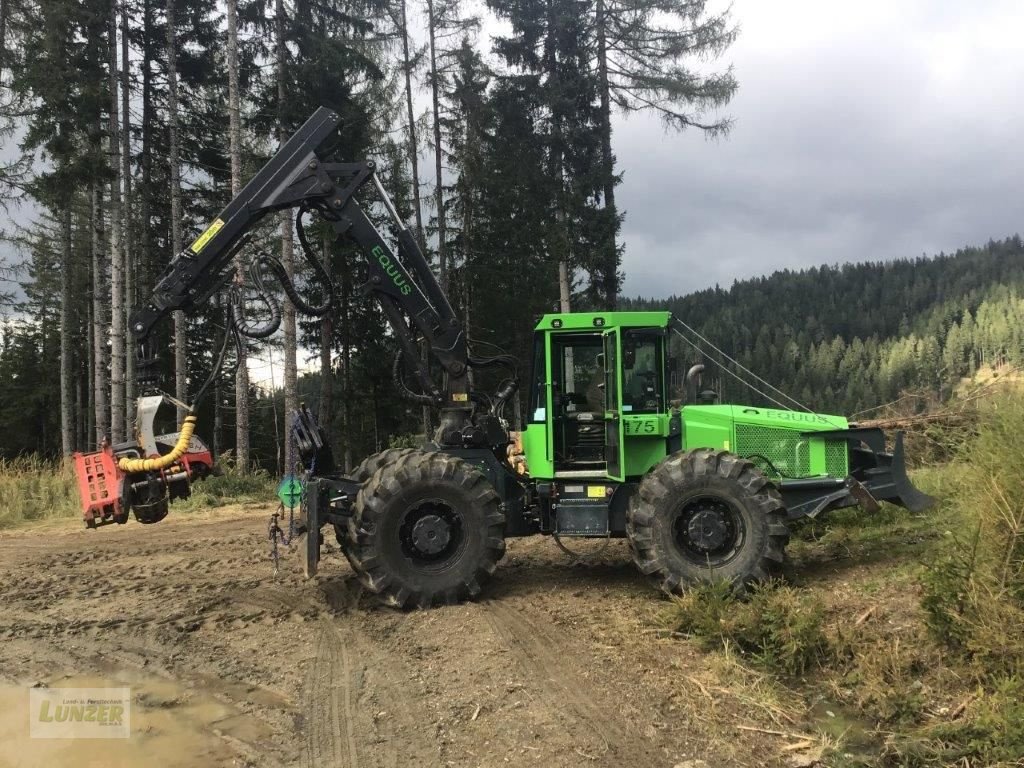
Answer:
(87, 298, 95, 447)
(340, 257, 352, 471)
(544, 0, 571, 313)
(558, 257, 570, 312)
(60, 203, 74, 454)
(400, 0, 431, 437)
(91, 182, 110, 445)
(139, 0, 153, 298)
(108, 0, 125, 443)
(595, 0, 618, 310)
(277, 0, 297, 476)
(399, 0, 426, 253)
(319, 229, 333, 428)
(121, 0, 136, 417)
(426, 0, 447, 290)
(0, 0, 8, 81)
(167, 0, 186, 425)
(213, 297, 223, 457)
(227, 0, 249, 470)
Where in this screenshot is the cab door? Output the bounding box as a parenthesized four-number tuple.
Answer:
(602, 329, 625, 481)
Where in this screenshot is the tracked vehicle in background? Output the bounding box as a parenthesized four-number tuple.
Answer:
(79, 107, 933, 606)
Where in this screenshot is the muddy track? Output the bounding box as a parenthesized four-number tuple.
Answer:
(484, 600, 638, 758)
(0, 507, 792, 767)
(303, 622, 360, 768)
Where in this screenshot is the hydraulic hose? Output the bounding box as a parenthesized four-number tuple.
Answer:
(118, 414, 197, 473)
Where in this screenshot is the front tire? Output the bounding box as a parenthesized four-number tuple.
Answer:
(626, 449, 788, 594)
(345, 451, 506, 608)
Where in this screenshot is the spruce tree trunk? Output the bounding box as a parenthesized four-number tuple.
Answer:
(121, 0, 136, 417)
(167, 0, 186, 425)
(139, 0, 153, 298)
(545, 0, 571, 312)
(318, 229, 332, 427)
(595, 0, 618, 310)
(108, 0, 125, 443)
(227, 0, 249, 470)
(277, 0, 297, 476)
(340, 255, 352, 471)
(60, 203, 74, 454)
(426, 0, 447, 290)
(401, 0, 431, 437)
(400, 0, 426, 253)
(87, 298, 95, 447)
(91, 182, 110, 445)
(0, 0, 8, 81)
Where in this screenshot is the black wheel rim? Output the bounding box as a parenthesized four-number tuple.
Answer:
(672, 495, 746, 567)
(398, 498, 465, 568)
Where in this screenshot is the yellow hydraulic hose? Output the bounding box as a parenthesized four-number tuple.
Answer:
(118, 414, 197, 473)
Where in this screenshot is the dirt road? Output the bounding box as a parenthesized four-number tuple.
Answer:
(0, 505, 800, 768)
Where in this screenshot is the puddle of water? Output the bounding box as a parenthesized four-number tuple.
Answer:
(0, 671, 270, 768)
(809, 696, 880, 756)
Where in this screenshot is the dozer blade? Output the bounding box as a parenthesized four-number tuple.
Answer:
(862, 432, 936, 513)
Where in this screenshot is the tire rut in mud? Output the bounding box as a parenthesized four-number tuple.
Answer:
(303, 622, 361, 768)
(301, 619, 438, 768)
(484, 600, 660, 764)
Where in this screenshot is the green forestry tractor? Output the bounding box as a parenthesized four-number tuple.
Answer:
(77, 107, 934, 607)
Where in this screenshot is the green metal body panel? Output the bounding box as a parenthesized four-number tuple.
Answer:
(533, 311, 672, 333)
(680, 405, 849, 479)
(520, 311, 852, 483)
(521, 424, 552, 479)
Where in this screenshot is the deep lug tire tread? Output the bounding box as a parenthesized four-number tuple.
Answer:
(332, 448, 419, 547)
(626, 448, 788, 594)
(345, 450, 506, 609)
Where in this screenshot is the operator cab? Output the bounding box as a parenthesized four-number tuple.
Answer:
(525, 312, 672, 481)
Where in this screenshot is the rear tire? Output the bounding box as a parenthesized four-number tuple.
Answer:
(345, 451, 506, 608)
(626, 448, 788, 594)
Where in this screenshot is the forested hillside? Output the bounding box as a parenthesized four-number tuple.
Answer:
(0, 0, 736, 465)
(626, 236, 1024, 415)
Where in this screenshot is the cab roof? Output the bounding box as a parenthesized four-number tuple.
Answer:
(533, 311, 672, 332)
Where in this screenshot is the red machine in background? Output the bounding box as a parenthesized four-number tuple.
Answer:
(73, 395, 214, 528)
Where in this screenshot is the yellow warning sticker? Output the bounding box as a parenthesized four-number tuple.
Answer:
(587, 485, 605, 498)
(452, 393, 469, 402)
(189, 218, 225, 254)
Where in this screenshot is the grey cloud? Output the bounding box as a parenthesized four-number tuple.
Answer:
(615, 0, 1024, 297)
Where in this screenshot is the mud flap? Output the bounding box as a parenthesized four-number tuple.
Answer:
(301, 479, 321, 579)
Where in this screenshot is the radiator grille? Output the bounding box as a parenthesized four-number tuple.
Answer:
(825, 439, 849, 477)
(734, 424, 848, 479)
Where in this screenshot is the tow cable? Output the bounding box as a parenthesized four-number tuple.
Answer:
(552, 531, 613, 564)
(268, 506, 289, 573)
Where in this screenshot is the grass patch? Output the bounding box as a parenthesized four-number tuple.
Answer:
(663, 580, 833, 677)
(174, 451, 276, 511)
(0, 456, 80, 528)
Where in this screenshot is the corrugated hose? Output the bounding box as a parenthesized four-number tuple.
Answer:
(117, 414, 197, 472)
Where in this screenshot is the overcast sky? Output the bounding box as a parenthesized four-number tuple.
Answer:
(3, 0, 1020, 310)
(614, 0, 1024, 298)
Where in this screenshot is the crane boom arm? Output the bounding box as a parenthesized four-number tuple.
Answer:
(130, 107, 469, 409)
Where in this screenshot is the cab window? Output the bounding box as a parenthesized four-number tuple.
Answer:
(622, 330, 663, 414)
